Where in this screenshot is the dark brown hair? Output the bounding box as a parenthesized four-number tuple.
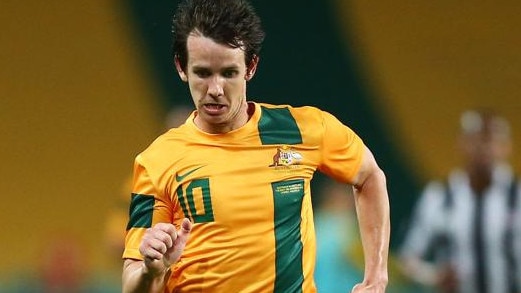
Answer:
(172, 0, 265, 70)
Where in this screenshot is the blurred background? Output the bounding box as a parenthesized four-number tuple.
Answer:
(1, 0, 520, 291)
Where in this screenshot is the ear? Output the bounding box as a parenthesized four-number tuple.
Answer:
(245, 55, 259, 81)
(174, 55, 188, 82)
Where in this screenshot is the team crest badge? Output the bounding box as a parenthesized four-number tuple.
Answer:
(269, 145, 303, 167)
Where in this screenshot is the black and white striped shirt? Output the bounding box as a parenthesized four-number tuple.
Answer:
(400, 164, 521, 293)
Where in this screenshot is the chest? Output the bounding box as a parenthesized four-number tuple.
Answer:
(168, 144, 316, 225)
(446, 190, 512, 248)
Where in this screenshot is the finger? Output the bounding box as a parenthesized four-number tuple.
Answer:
(139, 227, 175, 258)
(139, 239, 166, 260)
(153, 223, 177, 247)
(154, 223, 177, 235)
(142, 250, 163, 261)
(181, 218, 192, 233)
(176, 218, 193, 245)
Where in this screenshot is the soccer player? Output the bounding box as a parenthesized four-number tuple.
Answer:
(122, 0, 390, 292)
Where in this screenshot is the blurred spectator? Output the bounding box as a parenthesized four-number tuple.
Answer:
(1, 233, 109, 293)
(399, 109, 520, 293)
(314, 179, 417, 293)
(314, 179, 364, 292)
(39, 235, 87, 293)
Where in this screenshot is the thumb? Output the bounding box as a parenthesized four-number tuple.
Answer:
(164, 218, 193, 266)
(177, 218, 193, 244)
(172, 218, 192, 252)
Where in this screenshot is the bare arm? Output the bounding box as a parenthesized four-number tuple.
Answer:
(122, 219, 192, 293)
(350, 147, 390, 292)
(122, 259, 170, 293)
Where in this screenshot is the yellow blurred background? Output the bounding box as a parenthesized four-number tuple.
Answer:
(1, 0, 163, 283)
(337, 1, 521, 178)
(1, 0, 520, 290)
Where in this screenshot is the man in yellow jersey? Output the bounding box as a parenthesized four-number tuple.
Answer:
(122, 0, 390, 292)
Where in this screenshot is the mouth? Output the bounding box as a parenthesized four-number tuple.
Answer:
(202, 103, 227, 115)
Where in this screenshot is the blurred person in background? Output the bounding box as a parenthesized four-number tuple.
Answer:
(399, 109, 521, 293)
(314, 179, 364, 292)
(2, 234, 104, 293)
(121, 0, 390, 292)
(314, 178, 420, 293)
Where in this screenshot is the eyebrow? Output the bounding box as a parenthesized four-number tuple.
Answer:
(191, 65, 240, 72)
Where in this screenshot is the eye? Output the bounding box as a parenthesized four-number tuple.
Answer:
(222, 69, 239, 78)
(193, 68, 211, 78)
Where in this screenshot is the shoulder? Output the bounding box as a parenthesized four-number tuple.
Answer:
(416, 179, 449, 209)
(257, 102, 338, 127)
(257, 102, 322, 115)
(135, 127, 189, 166)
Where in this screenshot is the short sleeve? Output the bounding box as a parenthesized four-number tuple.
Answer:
(122, 155, 174, 260)
(317, 111, 365, 184)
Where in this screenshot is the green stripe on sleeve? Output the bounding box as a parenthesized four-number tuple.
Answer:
(272, 179, 305, 293)
(126, 193, 155, 230)
(258, 106, 303, 145)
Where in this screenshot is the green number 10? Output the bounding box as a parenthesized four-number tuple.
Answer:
(176, 178, 215, 223)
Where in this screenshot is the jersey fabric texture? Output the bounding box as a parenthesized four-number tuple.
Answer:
(123, 102, 366, 293)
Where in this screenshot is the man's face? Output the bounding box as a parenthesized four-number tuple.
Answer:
(460, 127, 511, 171)
(176, 33, 256, 133)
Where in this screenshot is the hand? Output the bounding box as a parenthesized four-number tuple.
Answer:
(351, 282, 387, 293)
(138, 218, 193, 276)
(436, 264, 458, 293)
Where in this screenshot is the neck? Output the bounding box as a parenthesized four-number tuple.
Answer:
(467, 166, 492, 195)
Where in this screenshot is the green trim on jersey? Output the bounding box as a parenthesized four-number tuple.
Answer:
(258, 106, 303, 145)
(126, 193, 155, 230)
(272, 179, 305, 293)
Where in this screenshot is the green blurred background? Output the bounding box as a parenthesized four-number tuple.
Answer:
(1, 0, 520, 290)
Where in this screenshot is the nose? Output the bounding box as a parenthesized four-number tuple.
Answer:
(207, 76, 224, 98)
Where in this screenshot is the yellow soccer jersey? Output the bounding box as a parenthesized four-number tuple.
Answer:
(123, 102, 365, 292)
